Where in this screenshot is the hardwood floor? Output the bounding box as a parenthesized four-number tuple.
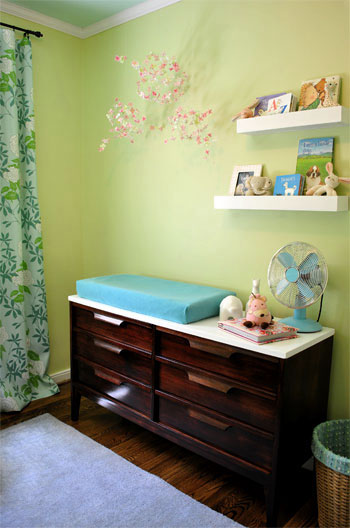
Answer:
(1, 382, 318, 528)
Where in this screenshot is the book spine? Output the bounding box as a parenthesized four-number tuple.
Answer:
(219, 327, 298, 345)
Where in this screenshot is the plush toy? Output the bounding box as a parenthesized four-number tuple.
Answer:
(245, 176, 273, 196)
(306, 162, 350, 196)
(231, 100, 259, 122)
(243, 293, 273, 329)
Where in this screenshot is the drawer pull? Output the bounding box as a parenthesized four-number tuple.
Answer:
(188, 409, 230, 431)
(94, 338, 126, 355)
(188, 339, 234, 359)
(93, 313, 126, 327)
(95, 368, 124, 386)
(187, 371, 234, 394)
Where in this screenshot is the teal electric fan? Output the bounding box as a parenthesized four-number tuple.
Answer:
(267, 242, 328, 333)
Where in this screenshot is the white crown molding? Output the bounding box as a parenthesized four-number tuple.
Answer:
(0, 0, 182, 39)
(82, 0, 182, 38)
(0, 0, 85, 38)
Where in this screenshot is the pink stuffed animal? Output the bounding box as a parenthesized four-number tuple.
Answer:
(243, 293, 272, 330)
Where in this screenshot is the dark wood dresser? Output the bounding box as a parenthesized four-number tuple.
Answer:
(69, 296, 333, 526)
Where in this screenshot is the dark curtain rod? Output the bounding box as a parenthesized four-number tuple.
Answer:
(0, 22, 43, 38)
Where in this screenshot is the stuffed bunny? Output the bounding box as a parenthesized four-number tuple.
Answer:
(306, 162, 350, 196)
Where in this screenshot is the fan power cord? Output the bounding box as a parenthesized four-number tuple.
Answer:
(317, 294, 324, 322)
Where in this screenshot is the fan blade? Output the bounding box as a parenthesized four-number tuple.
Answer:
(278, 251, 296, 268)
(296, 278, 314, 301)
(276, 278, 290, 296)
(299, 252, 318, 274)
(300, 266, 322, 286)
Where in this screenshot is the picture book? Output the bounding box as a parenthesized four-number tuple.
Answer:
(273, 174, 304, 196)
(298, 75, 341, 111)
(218, 319, 298, 344)
(263, 93, 298, 116)
(253, 93, 286, 116)
(296, 137, 334, 193)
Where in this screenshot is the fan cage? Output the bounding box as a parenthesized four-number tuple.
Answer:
(268, 242, 328, 309)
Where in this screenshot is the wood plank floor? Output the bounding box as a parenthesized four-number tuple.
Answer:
(1, 382, 318, 528)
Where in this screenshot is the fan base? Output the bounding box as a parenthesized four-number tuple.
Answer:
(280, 315, 322, 333)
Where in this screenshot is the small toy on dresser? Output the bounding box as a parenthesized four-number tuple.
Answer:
(243, 293, 273, 329)
(219, 295, 243, 321)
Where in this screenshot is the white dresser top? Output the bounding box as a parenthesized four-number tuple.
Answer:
(69, 295, 334, 360)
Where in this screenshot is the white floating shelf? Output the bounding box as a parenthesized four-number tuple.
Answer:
(236, 106, 349, 134)
(214, 195, 349, 212)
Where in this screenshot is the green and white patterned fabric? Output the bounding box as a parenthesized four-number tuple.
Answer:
(0, 28, 59, 411)
(312, 419, 350, 476)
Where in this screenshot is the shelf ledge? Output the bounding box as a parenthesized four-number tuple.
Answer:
(236, 106, 349, 134)
(214, 195, 349, 212)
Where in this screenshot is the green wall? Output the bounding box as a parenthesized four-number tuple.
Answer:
(81, 0, 350, 419)
(0, 12, 83, 375)
(1, 0, 349, 418)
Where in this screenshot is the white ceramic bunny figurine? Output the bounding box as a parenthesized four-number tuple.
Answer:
(306, 162, 350, 196)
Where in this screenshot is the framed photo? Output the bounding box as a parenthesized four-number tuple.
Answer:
(229, 165, 263, 196)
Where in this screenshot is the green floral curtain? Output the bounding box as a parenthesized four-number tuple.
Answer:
(0, 28, 58, 411)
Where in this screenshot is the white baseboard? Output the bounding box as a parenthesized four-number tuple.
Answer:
(51, 368, 71, 384)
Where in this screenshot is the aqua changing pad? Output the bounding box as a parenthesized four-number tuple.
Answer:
(76, 274, 235, 324)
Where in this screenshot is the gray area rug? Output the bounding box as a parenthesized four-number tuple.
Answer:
(1, 414, 244, 528)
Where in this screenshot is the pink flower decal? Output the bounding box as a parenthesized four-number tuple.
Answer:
(100, 51, 213, 157)
(115, 55, 127, 63)
(99, 99, 146, 149)
(133, 52, 187, 104)
(164, 107, 214, 158)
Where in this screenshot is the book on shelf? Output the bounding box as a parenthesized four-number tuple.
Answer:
(298, 75, 341, 111)
(263, 93, 298, 116)
(218, 318, 298, 344)
(253, 93, 297, 116)
(253, 93, 286, 116)
(296, 137, 334, 194)
(273, 173, 305, 196)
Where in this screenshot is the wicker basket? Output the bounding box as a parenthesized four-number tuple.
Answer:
(312, 420, 350, 528)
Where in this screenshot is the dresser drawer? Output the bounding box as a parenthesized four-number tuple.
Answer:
(75, 357, 151, 417)
(73, 329, 152, 385)
(158, 394, 274, 470)
(158, 361, 276, 432)
(72, 305, 153, 352)
(158, 332, 279, 394)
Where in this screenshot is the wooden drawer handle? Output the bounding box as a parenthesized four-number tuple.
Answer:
(188, 409, 230, 431)
(188, 339, 234, 359)
(94, 338, 126, 355)
(93, 313, 126, 327)
(95, 368, 124, 386)
(187, 371, 234, 393)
